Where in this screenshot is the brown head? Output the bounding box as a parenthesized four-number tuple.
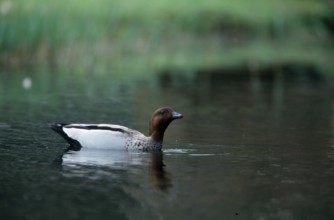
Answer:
(149, 107, 183, 142)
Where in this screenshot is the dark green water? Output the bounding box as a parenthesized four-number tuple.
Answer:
(0, 70, 334, 220)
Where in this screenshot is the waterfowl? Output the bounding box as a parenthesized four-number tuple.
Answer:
(51, 107, 183, 151)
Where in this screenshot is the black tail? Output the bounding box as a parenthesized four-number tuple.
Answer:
(50, 123, 67, 136)
(50, 123, 82, 150)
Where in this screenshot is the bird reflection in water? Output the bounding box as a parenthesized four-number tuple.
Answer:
(52, 148, 172, 192)
(148, 152, 172, 192)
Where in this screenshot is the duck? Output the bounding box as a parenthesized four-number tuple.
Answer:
(51, 107, 183, 151)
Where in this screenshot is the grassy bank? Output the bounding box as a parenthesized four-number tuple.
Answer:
(0, 0, 333, 76)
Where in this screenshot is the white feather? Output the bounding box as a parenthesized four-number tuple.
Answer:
(63, 124, 129, 149)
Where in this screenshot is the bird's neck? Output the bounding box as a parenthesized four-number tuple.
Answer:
(149, 130, 165, 143)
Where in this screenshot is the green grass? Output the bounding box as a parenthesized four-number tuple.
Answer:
(0, 0, 332, 76)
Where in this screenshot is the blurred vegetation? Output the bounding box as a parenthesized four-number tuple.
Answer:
(0, 0, 333, 76)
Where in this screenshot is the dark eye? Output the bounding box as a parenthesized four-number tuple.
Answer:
(159, 110, 165, 115)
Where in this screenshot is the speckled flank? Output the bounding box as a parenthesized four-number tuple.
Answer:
(125, 132, 162, 151)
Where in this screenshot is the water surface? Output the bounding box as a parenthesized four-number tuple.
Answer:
(0, 71, 334, 220)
